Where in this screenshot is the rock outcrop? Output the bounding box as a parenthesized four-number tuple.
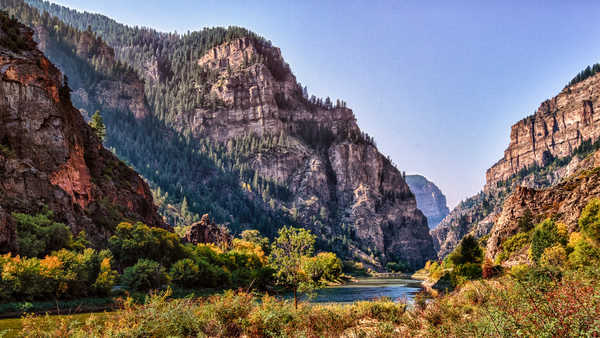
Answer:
(486, 72, 600, 188)
(185, 214, 232, 247)
(434, 70, 600, 259)
(174, 38, 436, 269)
(34, 25, 150, 120)
(11, 0, 436, 269)
(405, 175, 450, 229)
(486, 150, 600, 261)
(0, 19, 164, 252)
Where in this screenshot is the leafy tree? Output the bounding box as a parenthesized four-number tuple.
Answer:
(89, 111, 106, 141)
(12, 211, 72, 258)
(108, 222, 186, 268)
(169, 258, 200, 288)
(448, 235, 483, 266)
(579, 198, 600, 245)
(269, 226, 316, 308)
(530, 219, 566, 263)
(240, 229, 270, 254)
(518, 209, 534, 232)
(121, 259, 168, 291)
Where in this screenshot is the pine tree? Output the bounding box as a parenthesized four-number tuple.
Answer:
(89, 111, 106, 141)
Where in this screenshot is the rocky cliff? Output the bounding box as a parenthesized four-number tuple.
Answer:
(486, 150, 600, 262)
(11, 0, 436, 269)
(180, 38, 435, 268)
(0, 18, 164, 252)
(405, 175, 449, 229)
(486, 72, 600, 188)
(433, 70, 600, 259)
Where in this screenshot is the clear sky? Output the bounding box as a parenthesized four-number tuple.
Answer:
(51, 0, 600, 207)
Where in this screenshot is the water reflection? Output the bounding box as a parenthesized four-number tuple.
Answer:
(297, 277, 423, 304)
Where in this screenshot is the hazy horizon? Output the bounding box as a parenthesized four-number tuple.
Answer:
(48, 0, 600, 208)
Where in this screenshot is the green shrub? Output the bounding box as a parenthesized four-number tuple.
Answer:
(169, 258, 200, 288)
(121, 259, 168, 291)
(579, 198, 600, 244)
(448, 235, 483, 266)
(108, 222, 187, 268)
(500, 232, 530, 262)
(540, 245, 567, 268)
(568, 239, 600, 269)
(453, 262, 482, 283)
(0, 249, 118, 301)
(530, 219, 565, 263)
(13, 211, 73, 258)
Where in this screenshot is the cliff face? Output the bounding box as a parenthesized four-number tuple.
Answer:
(10, 0, 436, 269)
(486, 73, 600, 188)
(178, 38, 435, 268)
(34, 26, 150, 120)
(0, 21, 164, 252)
(433, 71, 600, 259)
(405, 175, 450, 229)
(486, 150, 600, 262)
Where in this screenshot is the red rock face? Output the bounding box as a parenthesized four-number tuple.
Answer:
(0, 23, 165, 252)
(486, 73, 600, 188)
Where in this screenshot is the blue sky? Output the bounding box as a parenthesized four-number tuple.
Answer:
(52, 0, 600, 207)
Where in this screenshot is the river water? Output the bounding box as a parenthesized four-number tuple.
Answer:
(301, 277, 423, 304)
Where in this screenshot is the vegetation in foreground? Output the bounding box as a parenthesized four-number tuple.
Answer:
(11, 266, 600, 337)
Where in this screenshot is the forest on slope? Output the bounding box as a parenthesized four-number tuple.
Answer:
(2, 0, 435, 268)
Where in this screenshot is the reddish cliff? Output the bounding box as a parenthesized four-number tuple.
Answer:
(0, 20, 164, 251)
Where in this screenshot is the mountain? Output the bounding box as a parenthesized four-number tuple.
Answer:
(405, 175, 449, 229)
(0, 13, 164, 252)
(486, 149, 600, 264)
(3, 0, 436, 268)
(433, 67, 600, 259)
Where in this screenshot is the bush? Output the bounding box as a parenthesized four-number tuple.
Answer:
(0, 249, 118, 302)
(109, 222, 187, 268)
(453, 263, 482, 283)
(169, 258, 200, 288)
(448, 235, 483, 266)
(498, 232, 530, 262)
(540, 245, 567, 268)
(579, 198, 600, 244)
(121, 259, 168, 291)
(13, 211, 73, 258)
(568, 239, 600, 269)
(530, 219, 565, 263)
(303, 252, 343, 283)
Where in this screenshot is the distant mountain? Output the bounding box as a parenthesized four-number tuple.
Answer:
(0, 13, 164, 251)
(405, 175, 449, 229)
(2, 0, 436, 269)
(432, 64, 600, 259)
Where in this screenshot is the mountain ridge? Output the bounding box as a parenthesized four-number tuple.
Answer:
(5, 0, 436, 269)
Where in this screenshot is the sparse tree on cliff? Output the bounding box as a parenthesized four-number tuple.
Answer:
(89, 111, 106, 141)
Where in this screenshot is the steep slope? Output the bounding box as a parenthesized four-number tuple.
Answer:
(486, 150, 600, 263)
(0, 14, 164, 252)
(405, 175, 449, 229)
(433, 69, 600, 259)
(6, 0, 436, 268)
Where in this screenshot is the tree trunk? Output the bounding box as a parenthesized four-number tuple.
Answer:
(294, 287, 297, 309)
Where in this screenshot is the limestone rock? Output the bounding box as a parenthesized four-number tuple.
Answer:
(405, 175, 450, 229)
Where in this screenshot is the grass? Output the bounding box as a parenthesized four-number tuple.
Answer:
(3, 267, 600, 337)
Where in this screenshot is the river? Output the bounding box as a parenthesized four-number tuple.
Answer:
(299, 277, 423, 304)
